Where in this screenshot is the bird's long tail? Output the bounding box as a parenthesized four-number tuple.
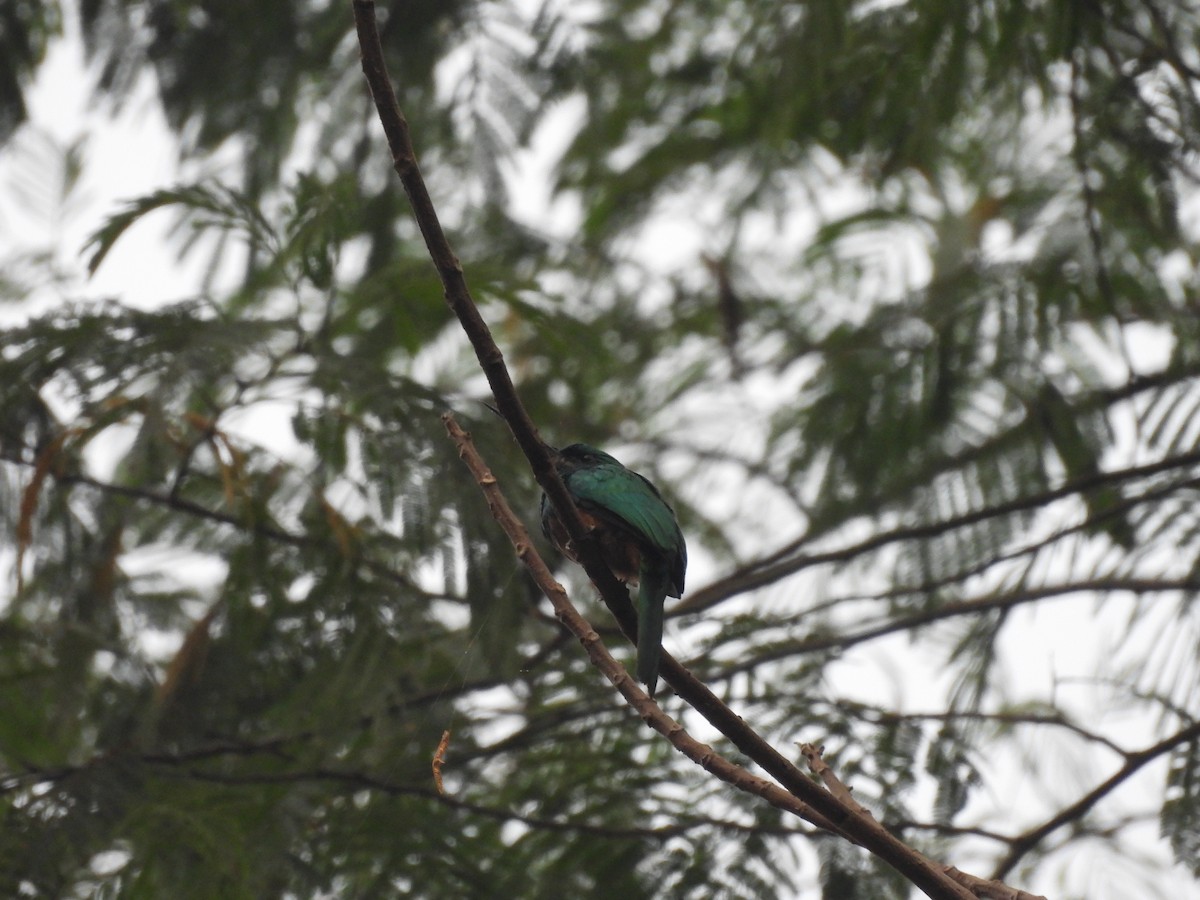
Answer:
(636, 562, 668, 698)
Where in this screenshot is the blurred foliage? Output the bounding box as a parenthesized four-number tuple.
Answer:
(2, 0, 1200, 897)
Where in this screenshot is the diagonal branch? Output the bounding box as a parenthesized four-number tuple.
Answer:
(712, 577, 1200, 678)
(679, 447, 1200, 616)
(799, 744, 1049, 900)
(992, 718, 1200, 879)
(0, 450, 452, 602)
(351, 4, 1045, 897)
(441, 416, 835, 823)
(441, 415, 977, 899)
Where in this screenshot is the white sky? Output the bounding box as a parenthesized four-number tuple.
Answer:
(3, 14, 1199, 900)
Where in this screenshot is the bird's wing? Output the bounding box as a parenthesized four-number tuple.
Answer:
(565, 464, 683, 561)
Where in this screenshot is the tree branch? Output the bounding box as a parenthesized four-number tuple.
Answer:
(799, 744, 1049, 900)
(830, 700, 1129, 758)
(714, 577, 1200, 678)
(441, 416, 842, 826)
(992, 718, 1200, 879)
(678, 448, 1200, 616)
(352, 3, 1047, 896)
(437, 417, 1008, 898)
(0, 449, 455, 604)
(152, 762, 790, 841)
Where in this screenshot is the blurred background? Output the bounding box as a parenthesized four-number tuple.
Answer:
(2, 1, 1200, 897)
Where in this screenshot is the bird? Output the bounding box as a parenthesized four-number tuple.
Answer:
(540, 443, 687, 698)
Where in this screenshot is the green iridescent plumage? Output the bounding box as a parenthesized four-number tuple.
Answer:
(540, 444, 687, 697)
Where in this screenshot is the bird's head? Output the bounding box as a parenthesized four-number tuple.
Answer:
(553, 443, 623, 472)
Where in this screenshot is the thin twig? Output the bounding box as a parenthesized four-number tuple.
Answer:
(678, 446, 1200, 615)
(799, 744, 1050, 900)
(715, 576, 1200, 677)
(992, 718, 1200, 879)
(0, 448, 450, 602)
(153, 763, 799, 840)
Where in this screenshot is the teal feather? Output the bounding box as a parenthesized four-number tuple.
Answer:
(636, 561, 669, 697)
(540, 444, 686, 697)
(565, 467, 681, 558)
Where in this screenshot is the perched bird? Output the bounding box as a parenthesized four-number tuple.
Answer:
(540, 444, 687, 697)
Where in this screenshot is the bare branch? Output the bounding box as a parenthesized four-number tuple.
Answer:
(679, 448, 1200, 616)
(441, 416, 839, 824)
(713, 577, 1200, 679)
(992, 718, 1200, 879)
(800, 744, 1050, 900)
